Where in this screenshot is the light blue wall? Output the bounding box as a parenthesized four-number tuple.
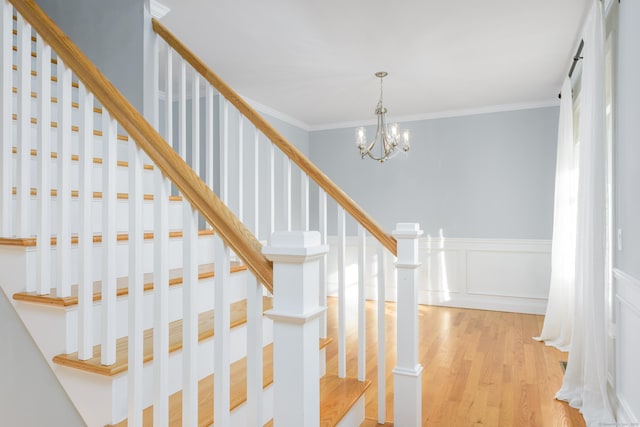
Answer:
(309, 107, 558, 238)
(36, 0, 146, 112)
(615, 0, 640, 277)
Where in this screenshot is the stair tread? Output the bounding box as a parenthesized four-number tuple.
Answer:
(0, 226, 207, 248)
(106, 339, 343, 427)
(13, 260, 236, 307)
(53, 295, 274, 376)
(10, 113, 128, 139)
(360, 419, 394, 427)
(320, 376, 372, 427)
(11, 146, 154, 170)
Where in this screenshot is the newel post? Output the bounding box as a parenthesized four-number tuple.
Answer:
(263, 231, 328, 427)
(393, 223, 423, 427)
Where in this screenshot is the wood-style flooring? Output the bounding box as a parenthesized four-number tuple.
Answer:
(324, 297, 586, 427)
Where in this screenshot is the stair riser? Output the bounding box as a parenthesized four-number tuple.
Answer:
(9, 196, 186, 238)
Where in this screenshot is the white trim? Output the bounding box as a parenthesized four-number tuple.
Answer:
(242, 96, 311, 131)
(150, 0, 170, 19)
(310, 100, 559, 131)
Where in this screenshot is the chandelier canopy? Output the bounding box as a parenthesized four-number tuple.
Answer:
(356, 72, 410, 163)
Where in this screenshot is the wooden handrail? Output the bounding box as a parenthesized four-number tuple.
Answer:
(10, 0, 273, 291)
(152, 19, 398, 257)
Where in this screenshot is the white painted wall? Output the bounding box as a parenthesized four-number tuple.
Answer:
(612, 0, 640, 422)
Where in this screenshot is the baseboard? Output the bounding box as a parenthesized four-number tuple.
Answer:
(328, 236, 551, 315)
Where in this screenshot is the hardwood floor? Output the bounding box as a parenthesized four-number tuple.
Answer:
(324, 297, 586, 427)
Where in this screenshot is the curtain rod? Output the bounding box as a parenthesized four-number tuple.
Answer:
(558, 39, 584, 99)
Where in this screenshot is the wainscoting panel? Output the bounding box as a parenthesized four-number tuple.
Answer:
(327, 236, 551, 314)
(614, 268, 640, 424)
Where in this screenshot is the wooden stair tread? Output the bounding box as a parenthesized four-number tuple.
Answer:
(53, 296, 274, 376)
(13, 261, 240, 307)
(0, 227, 208, 248)
(10, 113, 128, 139)
(107, 338, 334, 427)
(360, 419, 394, 427)
(11, 146, 153, 170)
(320, 376, 371, 427)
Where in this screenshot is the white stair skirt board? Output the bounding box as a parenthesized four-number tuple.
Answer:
(327, 236, 552, 314)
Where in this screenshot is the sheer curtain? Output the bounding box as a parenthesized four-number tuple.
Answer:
(534, 76, 578, 351)
(555, 2, 614, 425)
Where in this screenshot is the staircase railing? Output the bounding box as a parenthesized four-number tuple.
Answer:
(152, 19, 422, 426)
(1, 0, 276, 425)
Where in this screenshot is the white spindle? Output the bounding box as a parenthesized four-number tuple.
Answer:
(36, 36, 51, 295)
(15, 15, 31, 238)
(357, 224, 366, 381)
(214, 236, 231, 426)
(285, 157, 291, 231)
(100, 112, 117, 365)
(318, 189, 327, 339)
(253, 127, 259, 237)
(164, 47, 173, 144)
(56, 58, 72, 297)
(393, 223, 424, 427)
(191, 73, 199, 173)
(0, 1, 11, 236)
(238, 117, 243, 222)
(178, 58, 186, 160)
(153, 169, 170, 427)
(220, 98, 228, 204)
(301, 173, 309, 231)
(337, 206, 346, 378)
(269, 143, 274, 240)
(182, 202, 199, 427)
(77, 84, 94, 360)
(246, 275, 263, 426)
(128, 140, 145, 427)
(205, 85, 214, 190)
(377, 244, 386, 424)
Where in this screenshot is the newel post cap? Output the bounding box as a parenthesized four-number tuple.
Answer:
(392, 223, 424, 239)
(262, 231, 328, 263)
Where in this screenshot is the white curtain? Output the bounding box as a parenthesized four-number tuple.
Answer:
(555, 2, 614, 425)
(534, 76, 578, 351)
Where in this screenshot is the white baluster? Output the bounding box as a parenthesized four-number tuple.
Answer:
(357, 224, 366, 381)
(77, 84, 94, 360)
(269, 143, 274, 241)
(153, 169, 170, 427)
(285, 157, 291, 231)
(246, 275, 263, 427)
(101, 112, 117, 365)
(393, 223, 423, 427)
(178, 58, 186, 160)
(238, 117, 243, 222)
(318, 189, 328, 341)
(36, 36, 51, 295)
(337, 206, 346, 378)
(182, 201, 199, 427)
(205, 85, 213, 191)
(220, 98, 228, 204)
(164, 47, 173, 144)
(253, 127, 259, 237)
(377, 244, 386, 424)
(263, 231, 327, 427)
(56, 58, 72, 297)
(214, 236, 231, 426)
(15, 15, 31, 238)
(128, 140, 145, 427)
(191, 73, 199, 174)
(0, 1, 11, 236)
(301, 173, 309, 231)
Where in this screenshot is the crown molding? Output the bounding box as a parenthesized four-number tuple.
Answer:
(242, 96, 311, 132)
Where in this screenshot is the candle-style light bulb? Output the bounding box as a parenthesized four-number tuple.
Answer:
(356, 127, 366, 149)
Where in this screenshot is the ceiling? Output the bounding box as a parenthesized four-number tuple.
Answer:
(158, 0, 591, 130)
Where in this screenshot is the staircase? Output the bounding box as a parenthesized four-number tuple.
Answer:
(0, 1, 423, 426)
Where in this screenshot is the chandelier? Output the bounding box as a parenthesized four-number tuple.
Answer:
(356, 71, 410, 163)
